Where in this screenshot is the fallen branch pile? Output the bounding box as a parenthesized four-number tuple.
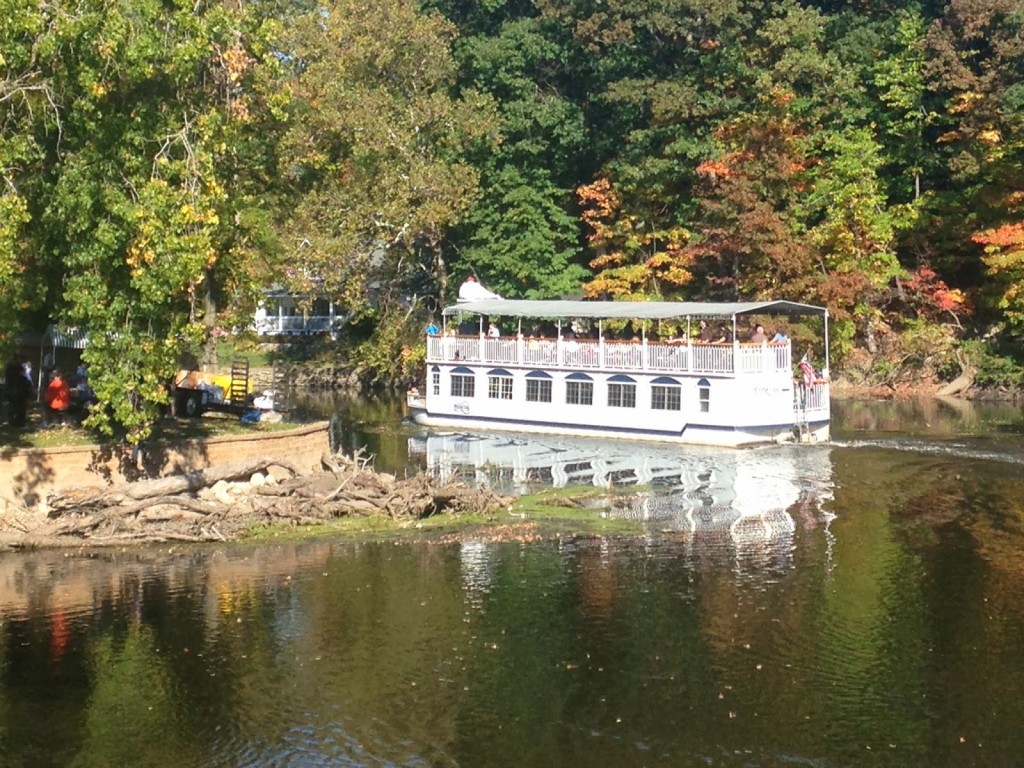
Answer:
(1, 450, 513, 550)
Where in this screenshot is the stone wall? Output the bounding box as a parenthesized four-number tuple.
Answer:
(0, 421, 329, 509)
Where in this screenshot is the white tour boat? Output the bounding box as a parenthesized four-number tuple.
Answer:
(407, 299, 830, 447)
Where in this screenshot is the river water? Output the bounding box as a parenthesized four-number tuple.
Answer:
(2, 396, 1024, 767)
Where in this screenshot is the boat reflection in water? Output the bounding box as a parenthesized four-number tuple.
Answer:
(410, 431, 835, 573)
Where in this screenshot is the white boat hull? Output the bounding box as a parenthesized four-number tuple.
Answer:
(408, 403, 829, 448)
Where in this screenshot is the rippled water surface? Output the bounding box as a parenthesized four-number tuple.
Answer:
(2, 396, 1024, 767)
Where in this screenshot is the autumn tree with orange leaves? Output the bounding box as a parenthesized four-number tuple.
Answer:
(973, 219, 1024, 332)
(578, 178, 692, 300)
(683, 100, 816, 305)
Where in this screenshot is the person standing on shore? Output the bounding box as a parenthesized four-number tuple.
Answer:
(44, 368, 72, 427)
(5, 357, 31, 428)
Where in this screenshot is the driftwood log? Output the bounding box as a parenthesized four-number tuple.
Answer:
(0, 451, 512, 551)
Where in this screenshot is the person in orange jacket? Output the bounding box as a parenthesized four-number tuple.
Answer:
(44, 368, 72, 427)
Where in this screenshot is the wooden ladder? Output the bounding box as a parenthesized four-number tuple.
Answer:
(229, 358, 250, 405)
(794, 385, 810, 443)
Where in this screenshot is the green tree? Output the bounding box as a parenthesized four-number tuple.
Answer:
(461, 166, 586, 298)
(804, 126, 916, 348)
(0, 0, 53, 347)
(280, 0, 494, 316)
(443, 16, 590, 298)
(869, 10, 936, 203)
(28, 0, 292, 441)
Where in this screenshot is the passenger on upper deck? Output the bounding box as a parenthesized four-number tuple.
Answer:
(487, 322, 501, 338)
(697, 319, 716, 343)
(749, 324, 767, 343)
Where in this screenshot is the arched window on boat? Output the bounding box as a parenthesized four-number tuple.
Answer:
(450, 366, 475, 398)
(651, 376, 682, 411)
(487, 368, 513, 400)
(565, 372, 593, 406)
(525, 370, 553, 403)
(607, 374, 637, 409)
(697, 378, 710, 413)
(431, 365, 441, 396)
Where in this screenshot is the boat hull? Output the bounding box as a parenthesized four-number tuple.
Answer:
(408, 406, 829, 448)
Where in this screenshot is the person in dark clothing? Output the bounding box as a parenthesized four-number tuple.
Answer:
(5, 358, 31, 428)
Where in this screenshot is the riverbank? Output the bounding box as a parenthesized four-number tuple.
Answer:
(0, 448, 513, 551)
(0, 420, 331, 510)
(0, 414, 620, 549)
(0, 441, 635, 551)
(831, 377, 1024, 402)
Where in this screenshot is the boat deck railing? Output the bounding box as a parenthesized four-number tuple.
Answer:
(427, 335, 794, 377)
(795, 380, 830, 412)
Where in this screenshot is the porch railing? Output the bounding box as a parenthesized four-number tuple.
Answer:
(255, 315, 334, 335)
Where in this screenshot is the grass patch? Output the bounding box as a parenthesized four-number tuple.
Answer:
(151, 413, 302, 442)
(241, 511, 502, 542)
(0, 423, 97, 449)
(504, 484, 647, 535)
(216, 339, 272, 368)
(239, 484, 645, 545)
(0, 408, 304, 451)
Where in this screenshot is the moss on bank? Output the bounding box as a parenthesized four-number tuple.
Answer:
(241, 484, 644, 543)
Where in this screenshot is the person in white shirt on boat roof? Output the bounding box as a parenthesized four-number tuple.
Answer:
(487, 322, 501, 338)
(458, 275, 502, 302)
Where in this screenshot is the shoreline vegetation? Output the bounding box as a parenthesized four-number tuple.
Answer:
(3, 0, 1024, 453)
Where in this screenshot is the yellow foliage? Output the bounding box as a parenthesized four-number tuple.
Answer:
(949, 91, 983, 115)
(589, 251, 624, 269)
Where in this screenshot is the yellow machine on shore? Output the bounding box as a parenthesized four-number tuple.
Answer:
(173, 359, 252, 417)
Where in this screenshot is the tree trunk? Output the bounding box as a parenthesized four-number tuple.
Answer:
(48, 456, 302, 511)
(434, 239, 448, 308)
(935, 350, 974, 397)
(201, 268, 218, 369)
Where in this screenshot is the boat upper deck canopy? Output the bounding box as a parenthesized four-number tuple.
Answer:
(443, 299, 828, 320)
